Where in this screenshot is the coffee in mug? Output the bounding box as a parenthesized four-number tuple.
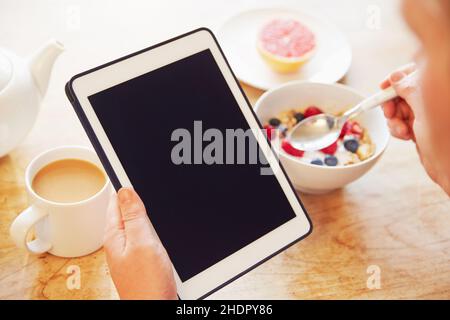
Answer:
(10, 146, 112, 258)
(32, 159, 106, 203)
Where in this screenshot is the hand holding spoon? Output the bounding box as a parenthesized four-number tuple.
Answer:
(287, 86, 398, 151)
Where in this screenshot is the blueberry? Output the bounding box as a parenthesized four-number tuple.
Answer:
(294, 112, 305, 123)
(311, 159, 324, 166)
(344, 139, 359, 153)
(324, 155, 338, 166)
(269, 118, 281, 127)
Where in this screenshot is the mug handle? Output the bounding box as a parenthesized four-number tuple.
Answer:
(10, 206, 52, 254)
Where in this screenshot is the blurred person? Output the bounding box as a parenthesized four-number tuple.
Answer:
(380, 0, 450, 195)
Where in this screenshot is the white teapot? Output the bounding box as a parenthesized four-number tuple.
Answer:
(0, 40, 63, 157)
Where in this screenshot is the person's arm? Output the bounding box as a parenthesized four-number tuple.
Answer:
(104, 187, 177, 300)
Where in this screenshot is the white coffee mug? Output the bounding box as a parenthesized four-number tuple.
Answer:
(10, 146, 112, 258)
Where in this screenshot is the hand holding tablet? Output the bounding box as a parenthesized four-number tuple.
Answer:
(104, 187, 178, 300)
(65, 28, 312, 299)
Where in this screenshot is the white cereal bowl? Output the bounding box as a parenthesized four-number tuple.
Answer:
(254, 82, 390, 194)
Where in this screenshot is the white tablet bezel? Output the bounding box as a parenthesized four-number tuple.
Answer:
(67, 28, 312, 300)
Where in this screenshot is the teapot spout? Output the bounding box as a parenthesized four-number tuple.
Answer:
(28, 39, 64, 96)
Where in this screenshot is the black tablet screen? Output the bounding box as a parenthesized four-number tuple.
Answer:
(88, 49, 297, 282)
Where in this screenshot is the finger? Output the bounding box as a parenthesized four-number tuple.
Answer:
(386, 98, 405, 120)
(117, 188, 159, 245)
(104, 192, 126, 254)
(390, 70, 420, 100)
(106, 192, 124, 232)
(387, 118, 411, 140)
(380, 63, 417, 87)
(117, 188, 147, 222)
(398, 100, 416, 138)
(380, 79, 391, 90)
(399, 100, 414, 121)
(393, 99, 406, 119)
(382, 100, 396, 118)
(398, 62, 417, 75)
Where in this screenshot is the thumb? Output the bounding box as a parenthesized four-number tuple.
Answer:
(390, 70, 424, 116)
(389, 70, 419, 99)
(117, 188, 155, 244)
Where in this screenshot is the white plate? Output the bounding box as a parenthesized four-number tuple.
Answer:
(217, 8, 352, 91)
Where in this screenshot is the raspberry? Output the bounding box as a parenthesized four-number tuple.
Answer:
(340, 121, 353, 139)
(320, 141, 338, 155)
(351, 122, 363, 136)
(264, 125, 275, 140)
(281, 140, 304, 157)
(304, 106, 323, 118)
(340, 121, 363, 139)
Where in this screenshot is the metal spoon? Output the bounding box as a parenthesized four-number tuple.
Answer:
(287, 86, 397, 151)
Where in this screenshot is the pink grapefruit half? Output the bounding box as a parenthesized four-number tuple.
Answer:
(257, 18, 316, 73)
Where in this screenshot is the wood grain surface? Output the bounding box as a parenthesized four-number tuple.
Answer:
(1, 0, 449, 299)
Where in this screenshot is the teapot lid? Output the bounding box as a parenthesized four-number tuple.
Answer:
(0, 52, 12, 92)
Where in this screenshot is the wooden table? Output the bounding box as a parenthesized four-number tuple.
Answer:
(1, 0, 449, 299)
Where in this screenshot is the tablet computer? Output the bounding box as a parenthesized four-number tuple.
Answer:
(65, 28, 312, 300)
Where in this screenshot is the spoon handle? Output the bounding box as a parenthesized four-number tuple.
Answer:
(344, 86, 397, 119)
